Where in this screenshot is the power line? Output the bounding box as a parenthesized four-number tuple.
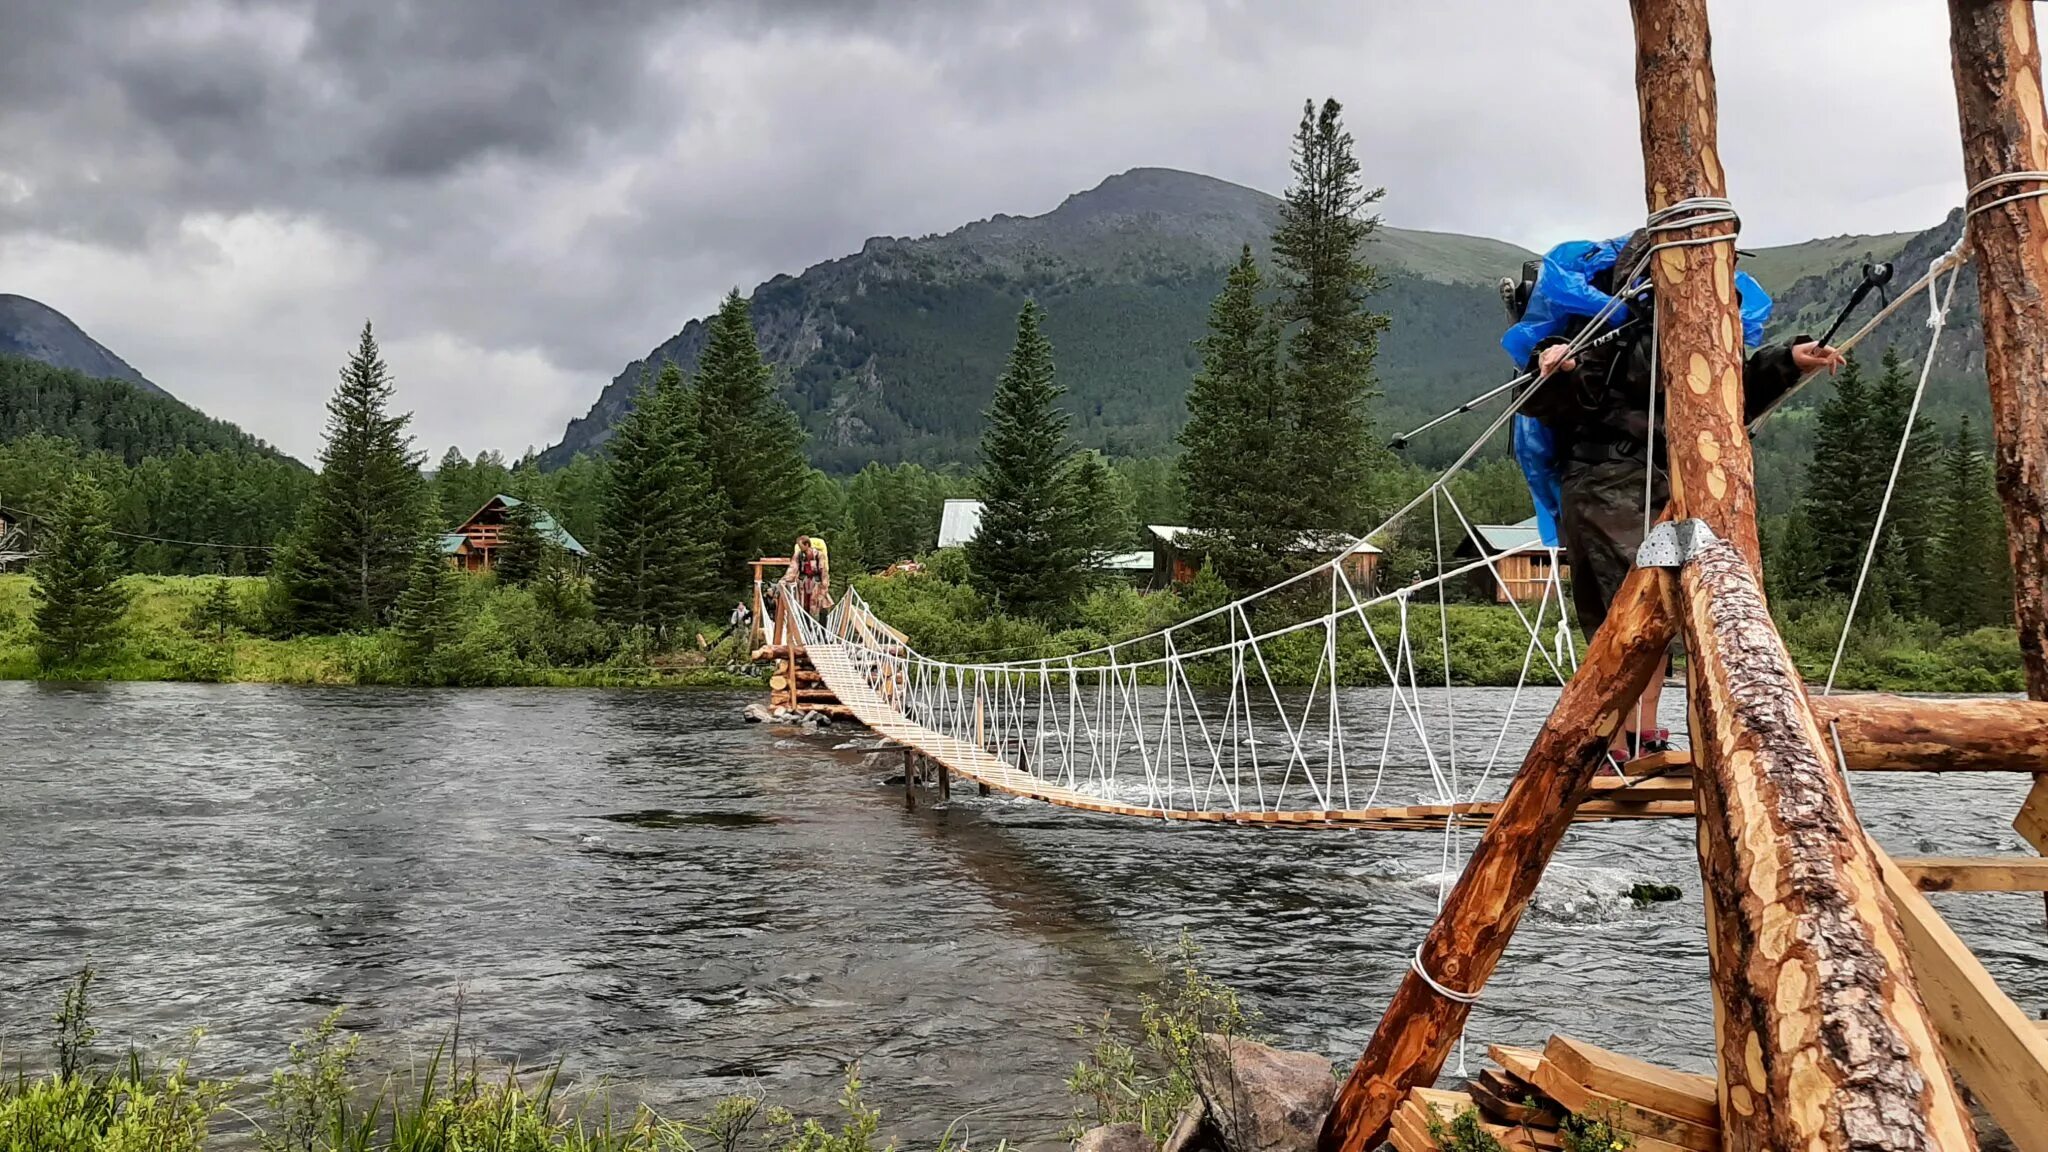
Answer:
(0, 502, 276, 551)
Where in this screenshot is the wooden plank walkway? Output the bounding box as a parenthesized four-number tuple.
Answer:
(805, 641, 1696, 831)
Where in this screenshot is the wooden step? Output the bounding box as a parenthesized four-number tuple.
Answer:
(1894, 855, 2048, 892)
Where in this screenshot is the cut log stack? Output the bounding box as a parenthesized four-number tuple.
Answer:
(1385, 1035, 1718, 1152)
(750, 640, 851, 719)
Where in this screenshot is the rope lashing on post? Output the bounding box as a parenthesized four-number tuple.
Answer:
(1411, 945, 1483, 1005)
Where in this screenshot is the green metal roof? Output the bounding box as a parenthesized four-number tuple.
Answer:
(485, 494, 589, 556)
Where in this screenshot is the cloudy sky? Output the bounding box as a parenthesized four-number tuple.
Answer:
(0, 0, 1981, 462)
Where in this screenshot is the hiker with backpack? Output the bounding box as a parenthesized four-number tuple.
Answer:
(1501, 229, 1845, 770)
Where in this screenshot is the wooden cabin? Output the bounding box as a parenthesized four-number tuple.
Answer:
(1147, 525, 1380, 591)
(1454, 517, 1567, 603)
(442, 495, 589, 573)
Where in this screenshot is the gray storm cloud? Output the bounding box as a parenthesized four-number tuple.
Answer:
(0, 0, 1978, 461)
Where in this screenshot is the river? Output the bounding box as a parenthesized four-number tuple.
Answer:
(2, 681, 2040, 1147)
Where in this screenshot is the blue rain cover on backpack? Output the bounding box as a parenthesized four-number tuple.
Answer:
(1500, 238, 1776, 548)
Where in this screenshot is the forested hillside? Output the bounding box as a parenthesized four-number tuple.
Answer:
(0, 356, 308, 573)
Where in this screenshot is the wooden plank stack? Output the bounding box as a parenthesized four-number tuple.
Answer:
(1385, 1036, 1718, 1152)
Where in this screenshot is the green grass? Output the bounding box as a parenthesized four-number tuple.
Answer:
(0, 575, 763, 689)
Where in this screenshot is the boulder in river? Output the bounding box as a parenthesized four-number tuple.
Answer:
(1074, 1122, 1158, 1152)
(1187, 1035, 1334, 1152)
(742, 703, 776, 723)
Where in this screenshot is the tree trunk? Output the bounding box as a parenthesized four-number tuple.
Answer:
(1679, 538, 1974, 1149)
(1947, 0, 2048, 700)
(1317, 565, 1678, 1152)
(1634, 2, 1971, 1146)
(1631, 0, 1759, 569)
(1813, 694, 2048, 771)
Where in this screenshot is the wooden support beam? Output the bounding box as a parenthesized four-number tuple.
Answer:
(1947, 0, 2048, 699)
(1677, 537, 1974, 1150)
(1876, 846, 2048, 1151)
(1632, 1, 1972, 1145)
(1631, 0, 1760, 570)
(1894, 855, 2048, 891)
(1812, 694, 2048, 771)
(1317, 564, 1678, 1152)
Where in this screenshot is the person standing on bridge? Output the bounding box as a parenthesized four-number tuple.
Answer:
(1506, 229, 1844, 771)
(790, 535, 832, 615)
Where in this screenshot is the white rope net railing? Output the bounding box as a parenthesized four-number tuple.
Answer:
(784, 499, 1585, 824)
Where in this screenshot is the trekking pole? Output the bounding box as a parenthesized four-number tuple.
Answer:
(1386, 318, 1639, 450)
(1816, 261, 1894, 350)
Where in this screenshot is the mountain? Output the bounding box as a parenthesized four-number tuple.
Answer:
(547, 166, 1993, 479)
(543, 168, 1537, 472)
(0, 294, 170, 399)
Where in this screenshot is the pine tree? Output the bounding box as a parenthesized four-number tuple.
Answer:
(30, 471, 130, 667)
(1179, 245, 1294, 589)
(967, 302, 1090, 617)
(1803, 352, 1876, 592)
(1936, 417, 2014, 631)
(493, 499, 546, 586)
(1272, 98, 1389, 533)
(391, 533, 464, 672)
(275, 322, 426, 632)
(592, 363, 723, 641)
(191, 578, 240, 640)
(692, 290, 808, 587)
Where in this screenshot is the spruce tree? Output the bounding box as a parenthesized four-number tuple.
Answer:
(191, 578, 240, 640)
(1070, 450, 1135, 562)
(1936, 417, 2013, 631)
(1179, 245, 1294, 589)
(493, 499, 546, 586)
(434, 447, 473, 527)
(1272, 98, 1389, 533)
(967, 302, 1089, 617)
(276, 322, 426, 632)
(30, 471, 130, 668)
(1865, 347, 1944, 616)
(1765, 509, 1826, 604)
(391, 533, 464, 673)
(592, 363, 723, 642)
(691, 290, 808, 587)
(1802, 352, 1876, 592)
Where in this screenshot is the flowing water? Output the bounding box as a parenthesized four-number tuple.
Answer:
(2, 681, 2041, 1146)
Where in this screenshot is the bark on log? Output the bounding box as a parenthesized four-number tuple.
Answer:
(1634, 3, 1971, 1145)
(1680, 537, 1974, 1150)
(1631, 0, 1761, 570)
(1316, 564, 1679, 1152)
(1948, 0, 2048, 699)
(1813, 694, 2048, 771)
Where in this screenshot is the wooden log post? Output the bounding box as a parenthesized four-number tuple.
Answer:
(1317, 564, 1679, 1152)
(1948, 0, 2048, 699)
(1633, 1, 1972, 1146)
(1679, 537, 1974, 1149)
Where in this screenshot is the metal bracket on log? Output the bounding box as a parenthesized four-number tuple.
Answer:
(1635, 520, 1718, 569)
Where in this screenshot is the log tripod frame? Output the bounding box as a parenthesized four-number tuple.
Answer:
(1319, 1, 2048, 1149)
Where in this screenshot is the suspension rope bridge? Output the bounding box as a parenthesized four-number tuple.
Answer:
(758, 205, 1965, 835)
